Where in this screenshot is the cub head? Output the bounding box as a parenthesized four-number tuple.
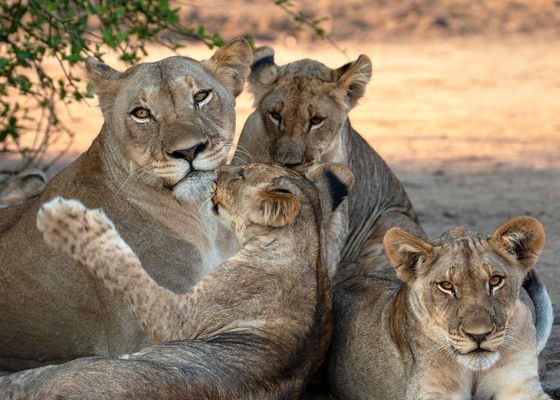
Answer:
(86, 38, 252, 189)
(384, 217, 545, 371)
(241, 46, 372, 167)
(212, 162, 353, 242)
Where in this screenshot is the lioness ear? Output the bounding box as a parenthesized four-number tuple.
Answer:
(332, 55, 372, 108)
(491, 216, 545, 271)
(305, 163, 354, 214)
(384, 228, 433, 283)
(85, 57, 122, 106)
(249, 185, 300, 227)
(202, 38, 253, 97)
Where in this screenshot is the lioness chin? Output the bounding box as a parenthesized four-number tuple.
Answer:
(0, 39, 252, 371)
(0, 162, 354, 399)
(328, 217, 551, 400)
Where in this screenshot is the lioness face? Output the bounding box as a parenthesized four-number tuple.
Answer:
(86, 39, 252, 189)
(384, 217, 545, 371)
(246, 47, 372, 168)
(212, 162, 354, 241)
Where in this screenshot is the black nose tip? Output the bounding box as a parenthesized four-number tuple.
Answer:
(466, 331, 491, 344)
(169, 141, 209, 162)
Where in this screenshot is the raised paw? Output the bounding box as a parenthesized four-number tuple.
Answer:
(37, 197, 117, 264)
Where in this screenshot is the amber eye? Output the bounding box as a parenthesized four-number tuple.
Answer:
(489, 275, 504, 289)
(438, 281, 454, 292)
(193, 90, 211, 103)
(269, 111, 281, 121)
(310, 115, 325, 126)
(131, 107, 151, 119)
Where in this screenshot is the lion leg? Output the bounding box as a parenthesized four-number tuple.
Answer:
(37, 197, 184, 344)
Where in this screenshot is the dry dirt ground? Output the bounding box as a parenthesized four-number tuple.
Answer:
(2, 36, 560, 386)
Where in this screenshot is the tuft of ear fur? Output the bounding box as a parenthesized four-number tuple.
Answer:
(331, 55, 372, 109)
(491, 216, 545, 271)
(202, 38, 253, 97)
(249, 186, 301, 227)
(305, 163, 354, 215)
(85, 57, 122, 111)
(384, 228, 433, 283)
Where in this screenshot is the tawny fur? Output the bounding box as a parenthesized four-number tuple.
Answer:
(0, 162, 353, 399)
(233, 46, 425, 281)
(328, 217, 550, 400)
(0, 39, 252, 371)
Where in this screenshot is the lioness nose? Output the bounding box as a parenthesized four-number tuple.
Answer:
(465, 331, 491, 344)
(169, 141, 208, 162)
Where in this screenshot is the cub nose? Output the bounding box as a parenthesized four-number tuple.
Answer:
(169, 141, 208, 162)
(465, 330, 491, 344)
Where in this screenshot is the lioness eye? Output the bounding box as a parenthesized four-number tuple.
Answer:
(131, 107, 151, 119)
(310, 116, 325, 126)
(193, 90, 211, 103)
(438, 281, 454, 292)
(489, 275, 504, 289)
(269, 111, 281, 121)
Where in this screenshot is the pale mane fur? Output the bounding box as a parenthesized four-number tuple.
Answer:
(0, 39, 252, 372)
(0, 162, 354, 399)
(327, 217, 551, 400)
(233, 46, 425, 281)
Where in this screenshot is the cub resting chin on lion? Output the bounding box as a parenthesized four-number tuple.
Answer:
(328, 216, 551, 400)
(0, 162, 354, 399)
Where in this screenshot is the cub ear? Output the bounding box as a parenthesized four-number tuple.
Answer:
(249, 46, 279, 86)
(202, 38, 253, 98)
(491, 216, 545, 271)
(249, 185, 300, 227)
(305, 163, 354, 215)
(248, 46, 279, 104)
(332, 54, 372, 108)
(85, 57, 122, 106)
(384, 228, 433, 283)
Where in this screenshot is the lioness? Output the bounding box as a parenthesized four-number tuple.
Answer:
(0, 39, 252, 371)
(234, 46, 425, 281)
(0, 162, 354, 399)
(328, 217, 551, 399)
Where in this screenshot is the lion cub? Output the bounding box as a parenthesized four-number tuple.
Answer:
(24, 162, 353, 399)
(235, 47, 425, 281)
(328, 217, 550, 400)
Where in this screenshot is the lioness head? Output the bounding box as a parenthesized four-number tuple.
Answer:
(86, 39, 252, 188)
(212, 163, 354, 242)
(244, 47, 372, 167)
(384, 217, 545, 371)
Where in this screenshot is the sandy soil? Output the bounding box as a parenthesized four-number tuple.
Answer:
(1, 36, 559, 386)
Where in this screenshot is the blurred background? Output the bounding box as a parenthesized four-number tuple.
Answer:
(1, 0, 559, 385)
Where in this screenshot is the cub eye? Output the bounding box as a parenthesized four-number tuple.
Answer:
(310, 115, 325, 126)
(489, 275, 504, 289)
(269, 111, 281, 121)
(438, 281, 454, 292)
(193, 90, 211, 103)
(131, 107, 151, 119)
